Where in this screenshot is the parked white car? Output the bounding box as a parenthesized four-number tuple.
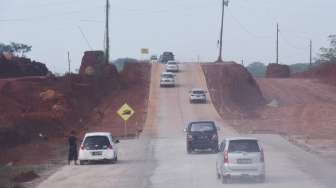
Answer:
(189, 88, 207, 103)
(166, 61, 179, 72)
(160, 72, 176, 87)
(78, 132, 119, 164)
(216, 137, 266, 183)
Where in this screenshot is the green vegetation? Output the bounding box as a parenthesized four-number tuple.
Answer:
(246, 62, 266, 77)
(319, 35, 336, 63)
(0, 42, 32, 57)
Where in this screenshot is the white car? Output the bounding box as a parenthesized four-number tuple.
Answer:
(166, 61, 179, 72)
(160, 72, 176, 87)
(216, 137, 266, 183)
(189, 88, 207, 103)
(78, 132, 119, 164)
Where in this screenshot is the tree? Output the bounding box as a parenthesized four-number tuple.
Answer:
(319, 35, 336, 63)
(246, 62, 266, 77)
(0, 42, 32, 57)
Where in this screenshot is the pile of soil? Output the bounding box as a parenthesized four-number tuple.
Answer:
(0, 51, 151, 165)
(0, 54, 49, 78)
(202, 62, 265, 118)
(293, 63, 336, 85)
(266, 63, 290, 78)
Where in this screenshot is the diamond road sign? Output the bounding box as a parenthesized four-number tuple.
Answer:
(117, 103, 135, 121)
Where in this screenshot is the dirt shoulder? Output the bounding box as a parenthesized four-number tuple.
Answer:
(0, 63, 152, 188)
(202, 64, 336, 163)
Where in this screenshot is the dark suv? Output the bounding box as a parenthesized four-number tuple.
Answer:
(159, 51, 175, 63)
(185, 121, 219, 153)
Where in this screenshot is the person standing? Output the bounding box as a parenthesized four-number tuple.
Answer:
(68, 130, 78, 165)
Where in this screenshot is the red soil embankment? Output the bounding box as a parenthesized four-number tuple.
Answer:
(0, 51, 151, 165)
(202, 62, 265, 118)
(266, 63, 290, 78)
(293, 63, 336, 85)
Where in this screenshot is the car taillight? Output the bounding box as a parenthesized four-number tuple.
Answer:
(80, 145, 84, 150)
(260, 148, 265, 162)
(211, 134, 218, 140)
(224, 150, 229, 164)
(187, 134, 193, 141)
(108, 144, 113, 149)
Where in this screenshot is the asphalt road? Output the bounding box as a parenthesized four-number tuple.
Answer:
(37, 63, 335, 188)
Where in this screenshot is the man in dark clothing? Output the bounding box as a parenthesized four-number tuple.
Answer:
(68, 130, 78, 165)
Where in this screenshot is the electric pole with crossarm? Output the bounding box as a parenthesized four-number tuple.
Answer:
(217, 0, 229, 63)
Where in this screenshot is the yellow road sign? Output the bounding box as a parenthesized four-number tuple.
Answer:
(117, 103, 135, 121)
(141, 48, 149, 54)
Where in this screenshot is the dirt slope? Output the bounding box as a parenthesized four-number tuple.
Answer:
(202, 63, 265, 118)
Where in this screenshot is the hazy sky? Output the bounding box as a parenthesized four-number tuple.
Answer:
(1, 0, 336, 73)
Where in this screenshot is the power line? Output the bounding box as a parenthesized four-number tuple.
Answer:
(227, 10, 272, 39)
(77, 26, 93, 50)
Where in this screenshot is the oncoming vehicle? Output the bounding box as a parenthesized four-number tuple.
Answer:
(185, 121, 219, 153)
(159, 51, 175, 63)
(78, 132, 119, 164)
(160, 72, 176, 87)
(150, 55, 158, 63)
(216, 137, 266, 183)
(189, 88, 207, 103)
(166, 61, 179, 72)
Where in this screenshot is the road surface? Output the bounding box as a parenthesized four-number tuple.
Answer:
(37, 63, 335, 188)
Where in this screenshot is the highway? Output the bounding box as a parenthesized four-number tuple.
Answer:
(37, 63, 335, 188)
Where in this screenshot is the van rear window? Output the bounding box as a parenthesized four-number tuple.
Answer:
(228, 140, 260, 152)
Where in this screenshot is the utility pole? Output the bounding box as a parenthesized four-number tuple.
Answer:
(104, 0, 110, 64)
(67, 51, 71, 74)
(309, 40, 312, 65)
(276, 23, 279, 64)
(217, 0, 229, 63)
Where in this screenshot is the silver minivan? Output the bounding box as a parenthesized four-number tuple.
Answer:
(216, 137, 265, 183)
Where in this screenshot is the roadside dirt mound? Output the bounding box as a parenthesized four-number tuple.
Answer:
(79, 51, 105, 76)
(266, 63, 290, 78)
(202, 62, 265, 118)
(293, 63, 336, 85)
(0, 55, 49, 78)
(0, 51, 151, 165)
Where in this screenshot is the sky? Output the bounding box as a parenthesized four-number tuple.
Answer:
(1, 0, 336, 73)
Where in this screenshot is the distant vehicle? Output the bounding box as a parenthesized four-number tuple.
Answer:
(159, 51, 175, 63)
(185, 121, 219, 153)
(216, 137, 266, 183)
(150, 55, 158, 63)
(189, 88, 207, 103)
(78, 132, 119, 165)
(166, 61, 179, 72)
(160, 72, 176, 87)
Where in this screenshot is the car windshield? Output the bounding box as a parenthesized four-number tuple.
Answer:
(228, 140, 260, 153)
(192, 90, 205, 94)
(190, 123, 215, 132)
(83, 136, 110, 150)
(162, 74, 174, 78)
(168, 62, 177, 65)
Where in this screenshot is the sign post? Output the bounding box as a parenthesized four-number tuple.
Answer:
(117, 103, 135, 138)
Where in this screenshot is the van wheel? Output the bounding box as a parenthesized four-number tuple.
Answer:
(79, 160, 85, 165)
